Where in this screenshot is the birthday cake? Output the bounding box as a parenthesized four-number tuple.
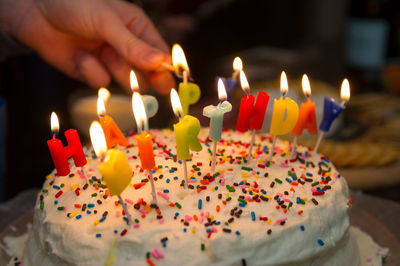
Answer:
(21, 128, 362, 266)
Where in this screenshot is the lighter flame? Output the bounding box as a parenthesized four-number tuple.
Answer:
(50, 112, 59, 135)
(302, 74, 311, 96)
(280, 71, 288, 95)
(172, 44, 189, 77)
(233, 57, 243, 72)
(130, 70, 139, 92)
(97, 97, 106, 117)
(218, 78, 227, 101)
(170, 88, 183, 118)
(132, 92, 148, 133)
(98, 87, 110, 104)
(340, 78, 350, 103)
(89, 121, 107, 158)
(239, 70, 250, 93)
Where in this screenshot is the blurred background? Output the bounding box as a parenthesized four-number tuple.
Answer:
(0, 0, 400, 202)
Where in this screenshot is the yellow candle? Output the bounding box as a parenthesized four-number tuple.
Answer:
(174, 115, 202, 160)
(270, 71, 299, 136)
(99, 149, 133, 196)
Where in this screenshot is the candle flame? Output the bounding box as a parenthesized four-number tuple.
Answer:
(98, 88, 110, 104)
(280, 71, 288, 95)
(170, 88, 183, 118)
(239, 70, 250, 93)
(97, 97, 106, 117)
(233, 57, 243, 71)
(218, 78, 227, 101)
(172, 44, 189, 77)
(89, 121, 107, 158)
(302, 74, 311, 97)
(340, 78, 350, 103)
(132, 92, 148, 133)
(130, 70, 139, 92)
(50, 112, 59, 136)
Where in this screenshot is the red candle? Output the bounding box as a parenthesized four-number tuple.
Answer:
(47, 112, 87, 176)
(236, 71, 269, 132)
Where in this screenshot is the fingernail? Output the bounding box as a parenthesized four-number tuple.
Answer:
(142, 50, 164, 65)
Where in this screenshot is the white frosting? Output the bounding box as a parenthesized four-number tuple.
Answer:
(22, 129, 360, 265)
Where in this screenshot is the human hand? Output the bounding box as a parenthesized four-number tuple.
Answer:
(0, 0, 174, 94)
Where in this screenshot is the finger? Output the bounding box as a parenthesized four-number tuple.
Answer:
(95, 9, 167, 71)
(74, 50, 111, 88)
(111, 1, 169, 53)
(100, 46, 150, 93)
(149, 71, 175, 95)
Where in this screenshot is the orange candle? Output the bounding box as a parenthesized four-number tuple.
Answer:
(135, 131, 155, 170)
(291, 75, 317, 136)
(97, 96, 129, 148)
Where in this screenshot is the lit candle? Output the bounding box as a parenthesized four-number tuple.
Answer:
(89, 121, 134, 225)
(132, 91, 157, 204)
(97, 95, 129, 148)
(290, 74, 318, 157)
(236, 70, 270, 162)
(47, 112, 87, 177)
(172, 44, 201, 115)
(98, 87, 111, 105)
(268, 71, 299, 161)
(224, 57, 243, 99)
(314, 79, 350, 152)
(170, 88, 202, 187)
(130, 70, 159, 119)
(203, 78, 232, 172)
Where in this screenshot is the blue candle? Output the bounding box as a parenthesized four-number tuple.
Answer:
(319, 97, 345, 132)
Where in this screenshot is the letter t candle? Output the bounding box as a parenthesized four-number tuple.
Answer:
(203, 78, 232, 172)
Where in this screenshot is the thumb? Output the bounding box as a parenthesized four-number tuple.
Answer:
(96, 10, 167, 71)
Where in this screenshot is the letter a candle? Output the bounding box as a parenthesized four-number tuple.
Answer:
(172, 44, 201, 115)
(170, 88, 202, 188)
(290, 74, 317, 158)
(314, 79, 350, 152)
(236, 70, 270, 162)
(268, 71, 299, 162)
(89, 121, 134, 225)
(97, 91, 129, 149)
(203, 78, 232, 172)
(47, 112, 88, 179)
(132, 91, 158, 204)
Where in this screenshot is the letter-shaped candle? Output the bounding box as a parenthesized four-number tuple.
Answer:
(97, 95, 129, 148)
(268, 71, 299, 161)
(172, 44, 201, 115)
(203, 79, 232, 171)
(236, 71, 270, 132)
(129, 71, 159, 119)
(171, 88, 202, 187)
(236, 70, 270, 162)
(223, 57, 243, 99)
(314, 79, 350, 152)
(90, 121, 133, 224)
(47, 112, 87, 176)
(290, 75, 317, 157)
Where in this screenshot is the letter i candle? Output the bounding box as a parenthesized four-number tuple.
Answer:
(203, 78, 232, 172)
(268, 71, 299, 162)
(236, 70, 269, 162)
(170, 88, 202, 188)
(290, 74, 317, 158)
(314, 79, 350, 152)
(89, 121, 134, 225)
(171, 44, 201, 115)
(47, 112, 88, 180)
(132, 89, 158, 204)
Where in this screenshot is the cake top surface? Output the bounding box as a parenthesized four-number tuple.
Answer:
(27, 128, 352, 266)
